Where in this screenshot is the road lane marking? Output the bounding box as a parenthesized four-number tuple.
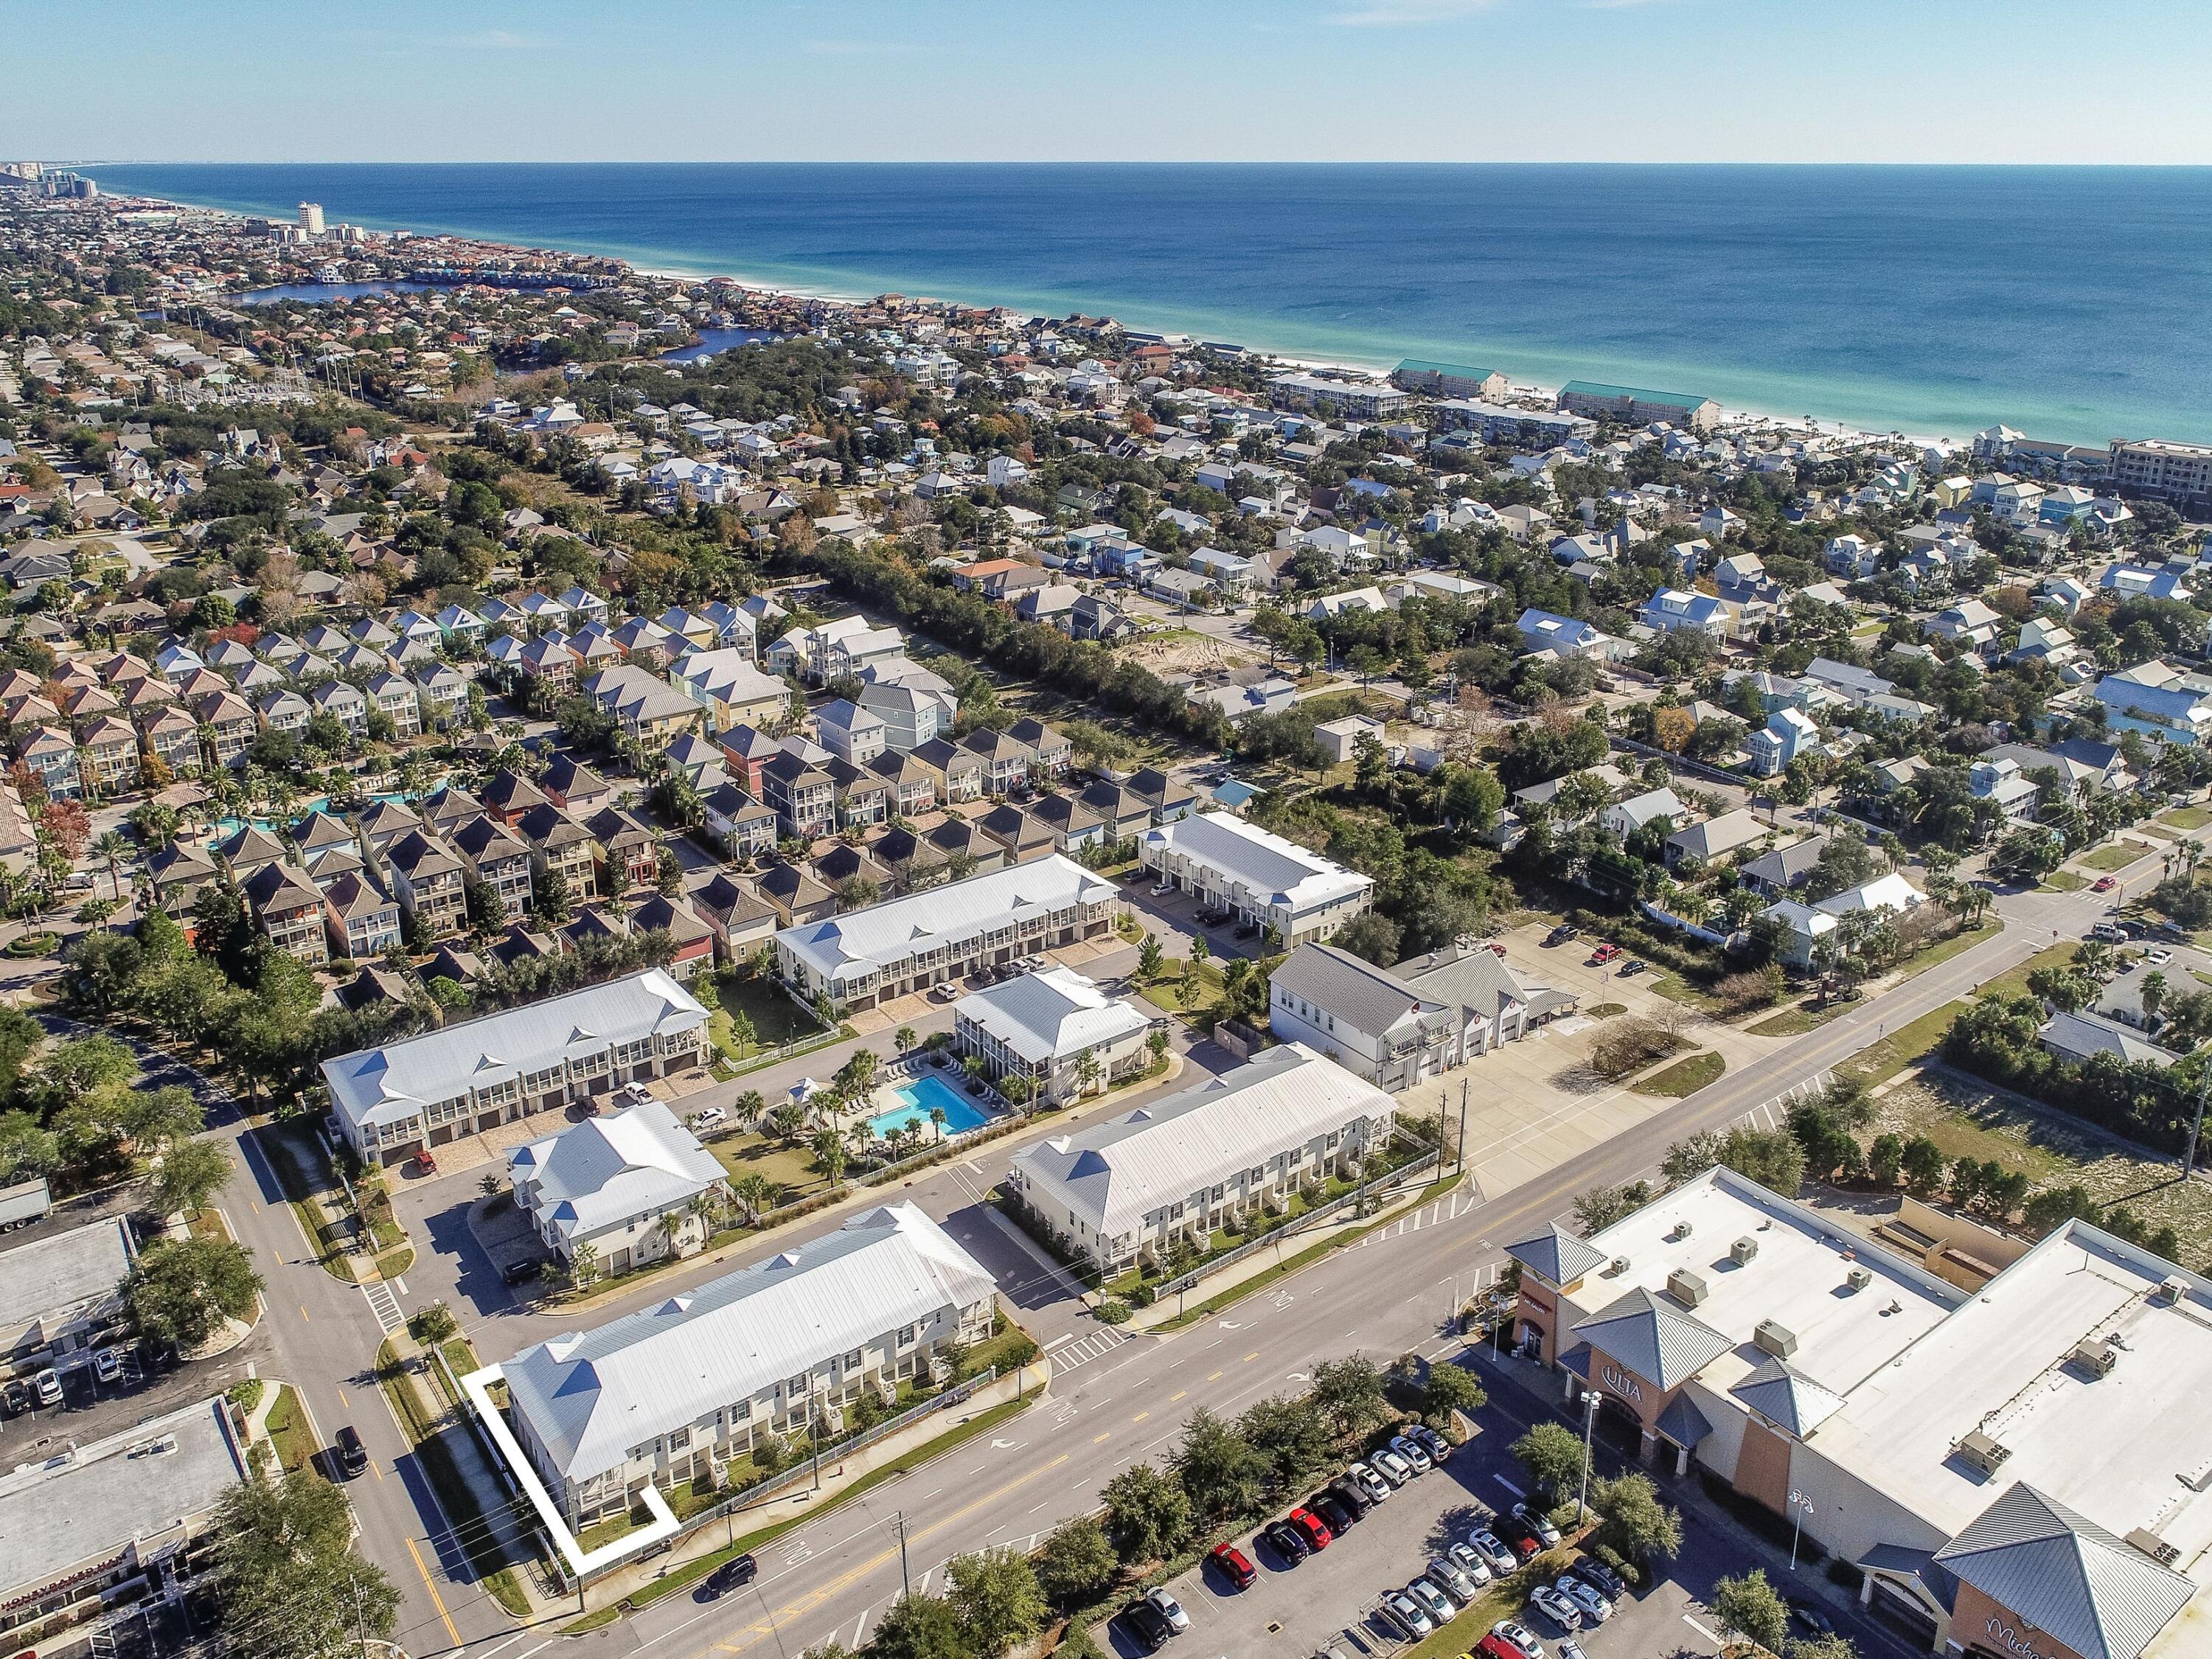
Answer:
(337, 1387, 349, 1405)
(1494, 1475, 1525, 1497)
(712, 1455, 1070, 1655)
(1243, 1352, 1259, 1363)
(1169, 1390, 1186, 1402)
(405, 1535, 461, 1647)
(1683, 1616, 1721, 1644)
(1206, 1370, 1223, 1381)
(299, 1304, 310, 1322)
(1093, 1432, 1111, 1443)
(1131, 1411, 1149, 1423)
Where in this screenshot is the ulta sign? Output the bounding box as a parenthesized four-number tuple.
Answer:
(1601, 1364, 1644, 1404)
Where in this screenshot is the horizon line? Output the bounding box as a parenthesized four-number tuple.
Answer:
(75, 157, 2212, 170)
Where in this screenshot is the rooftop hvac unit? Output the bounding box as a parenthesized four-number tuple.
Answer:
(1753, 1319, 1798, 1359)
(2160, 1275, 2191, 1304)
(2128, 1528, 2183, 1566)
(1669, 1220, 1694, 1242)
(1956, 1430, 2011, 1475)
(1846, 1266, 1873, 1291)
(1667, 1267, 1709, 1308)
(1608, 1256, 1631, 1276)
(2068, 1339, 2118, 1377)
(1731, 1237, 1759, 1266)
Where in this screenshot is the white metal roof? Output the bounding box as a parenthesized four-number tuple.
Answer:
(507, 1100, 726, 1247)
(776, 856, 1117, 987)
(500, 1203, 995, 1485)
(953, 967, 1152, 1066)
(1011, 1045, 1393, 1239)
(321, 970, 709, 1133)
(1142, 812, 1372, 914)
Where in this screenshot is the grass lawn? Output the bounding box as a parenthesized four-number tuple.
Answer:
(1840, 939, 2078, 1088)
(2163, 806, 2212, 831)
(1894, 918, 2003, 981)
(2040, 870, 2087, 892)
(708, 1135, 830, 1206)
(262, 1384, 318, 1474)
(713, 974, 827, 1051)
(1585, 1002, 1627, 1019)
(1871, 1073, 2212, 1262)
(375, 1245, 415, 1280)
(1137, 959, 1225, 1018)
(2081, 841, 2151, 872)
(255, 1120, 358, 1282)
(1632, 1051, 1726, 1097)
(1746, 997, 1857, 1037)
(1648, 973, 1724, 1014)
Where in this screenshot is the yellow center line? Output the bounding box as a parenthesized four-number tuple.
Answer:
(337, 1386, 349, 1407)
(1131, 1411, 1149, 1423)
(1242, 1352, 1259, 1363)
(1093, 1431, 1111, 1444)
(299, 1304, 310, 1323)
(405, 1536, 460, 1647)
(1169, 1390, 1186, 1402)
(1206, 1370, 1224, 1382)
(709, 1454, 1071, 1656)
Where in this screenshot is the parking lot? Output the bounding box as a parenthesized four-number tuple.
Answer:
(1099, 1361, 1868, 1659)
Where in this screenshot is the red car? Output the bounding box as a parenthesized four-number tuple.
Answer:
(1587, 943, 1621, 965)
(1288, 1506, 1333, 1550)
(2093, 877, 2118, 893)
(413, 1149, 439, 1175)
(1208, 1543, 1256, 1589)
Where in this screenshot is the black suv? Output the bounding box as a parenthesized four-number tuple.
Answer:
(333, 1425, 368, 1479)
(1121, 1600, 1174, 1652)
(703, 1555, 759, 1598)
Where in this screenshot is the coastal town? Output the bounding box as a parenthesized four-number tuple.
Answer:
(7, 167, 2212, 1659)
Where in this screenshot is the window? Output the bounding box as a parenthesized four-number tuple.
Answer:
(846, 1350, 863, 1371)
(787, 1373, 808, 1397)
(897, 1324, 917, 1348)
(668, 1426, 691, 1450)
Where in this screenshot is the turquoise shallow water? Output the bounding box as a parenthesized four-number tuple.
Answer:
(88, 161, 2212, 445)
(866, 1074, 991, 1141)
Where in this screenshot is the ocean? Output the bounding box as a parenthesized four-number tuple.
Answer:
(83, 161, 2212, 447)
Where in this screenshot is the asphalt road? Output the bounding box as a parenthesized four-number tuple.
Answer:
(541, 863, 2143, 1659)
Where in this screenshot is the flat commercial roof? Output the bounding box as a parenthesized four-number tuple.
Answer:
(0, 1215, 133, 1332)
(1560, 380, 1716, 410)
(0, 1396, 245, 1599)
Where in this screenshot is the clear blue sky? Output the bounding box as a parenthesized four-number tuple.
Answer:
(11, 0, 2210, 164)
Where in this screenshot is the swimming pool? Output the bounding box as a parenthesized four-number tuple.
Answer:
(863, 1073, 994, 1142)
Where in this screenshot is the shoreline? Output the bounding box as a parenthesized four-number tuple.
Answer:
(118, 181, 1969, 452)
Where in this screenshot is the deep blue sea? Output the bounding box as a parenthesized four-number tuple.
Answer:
(86, 162, 2212, 446)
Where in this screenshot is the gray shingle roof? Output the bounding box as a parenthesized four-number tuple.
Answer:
(1504, 1223, 1608, 1287)
(1270, 943, 1445, 1039)
(1933, 1484, 2195, 1659)
(1571, 1287, 1734, 1391)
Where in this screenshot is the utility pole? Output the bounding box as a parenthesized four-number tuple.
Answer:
(894, 1509, 911, 1597)
(1575, 1388, 1599, 1527)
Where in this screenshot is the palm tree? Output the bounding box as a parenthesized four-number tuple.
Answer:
(92, 831, 130, 902)
(893, 1026, 917, 1054)
(928, 1105, 949, 1139)
(734, 1172, 777, 1225)
(734, 1089, 768, 1131)
(810, 1125, 849, 1190)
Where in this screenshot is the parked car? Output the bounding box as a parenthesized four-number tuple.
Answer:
(1261, 1519, 1310, 1562)
(92, 1346, 122, 1385)
(1408, 1423, 1453, 1463)
(1556, 1639, 1587, 1659)
(1499, 1520, 1545, 1563)
(1447, 1543, 1494, 1588)
(1427, 1556, 1479, 1603)
(33, 1368, 60, 1407)
(1144, 1587, 1189, 1633)
(1617, 958, 1646, 977)
(1576, 1559, 1626, 1599)
(1287, 1506, 1332, 1550)
(1152, 880, 1175, 897)
(1557, 1577, 1611, 1624)
(1528, 1585, 1582, 1632)
(1788, 1599, 1837, 1638)
(2147, 947, 2175, 967)
(1234, 922, 1258, 939)
(1388, 1433, 1433, 1473)
(1514, 1502, 1563, 1546)
(1467, 1529, 1517, 1576)
(0, 1377, 27, 1416)
(1545, 925, 1579, 947)
(1310, 1491, 1357, 1532)
(1120, 1599, 1175, 1652)
(412, 1149, 438, 1175)
(1405, 1578, 1455, 1625)
(691, 1105, 727, 1130)
(702, 1554, 758, 1598)
(333, 1425, 369, 1480)
(1573, 1559, 1625, 1600)
(1371, 1447, 1416, 1486)
(1587, 943, 1621, 965)
(1346, 1461, 1392, 1504)
(1378, 1593, 1433, 1639)
(621, 1081, 657, 1107)
(1322, 1481, 1370, 1520)
(502, 1259, 541, 1286)
(1208, 1543, 1256, 1588)
(1489, 1619, 1546, 1659)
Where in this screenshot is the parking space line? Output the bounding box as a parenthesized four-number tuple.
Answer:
(1683, 1615, 1720, 1644)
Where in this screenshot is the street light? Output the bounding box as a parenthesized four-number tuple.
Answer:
(1575, 1387, 1600, 1528)
(1787, 1488, 1817, 1570)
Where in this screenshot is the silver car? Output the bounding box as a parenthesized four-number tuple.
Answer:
(1427, 1555, 1479, 1604)
(1381, 1591, 1433, 1638)
(1557, 1577, 1612, 1625)
(1405, 1578, 1455, 1626)
(1467, 1529, 1517, 1576)
(1371, 1447, 1416, 1486)
(1447, 1542, 1494, 1588)
(1528, 1585, 1582, 1632)
(1389, 1433, 1435, 1474)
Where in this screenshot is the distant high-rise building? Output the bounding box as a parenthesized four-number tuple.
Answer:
(298, 201, 324, 237)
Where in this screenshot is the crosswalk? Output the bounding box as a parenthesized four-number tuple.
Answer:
(361, 1278, 404, 1337)
(1048, 1326, 1129, 1375)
